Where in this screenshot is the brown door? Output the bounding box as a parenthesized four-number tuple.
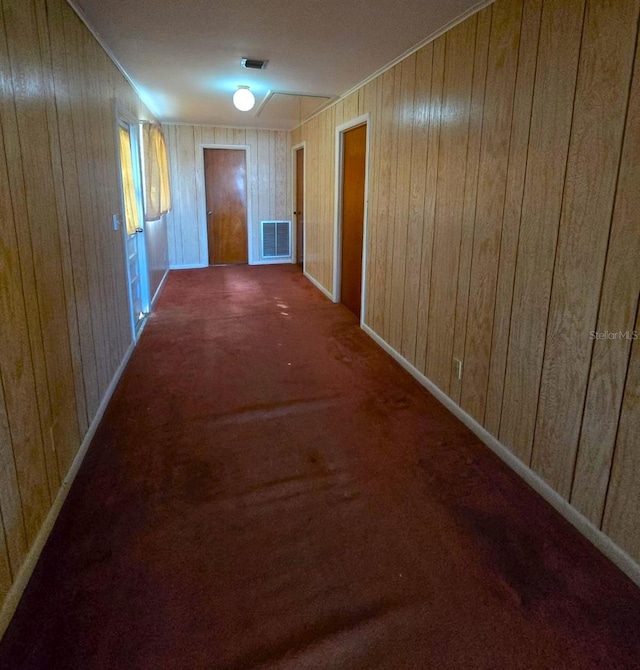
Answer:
(295, 148, 304, 265)
(204, 148, 248, 264)
(340, 124, 366, 319)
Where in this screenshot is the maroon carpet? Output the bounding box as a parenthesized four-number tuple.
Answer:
(1, 265, 639, 669)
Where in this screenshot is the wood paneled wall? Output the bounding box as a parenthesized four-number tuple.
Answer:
(293, 0, 640, 565)
(0, 0, 161, 611)
(164, 125, 290, 267)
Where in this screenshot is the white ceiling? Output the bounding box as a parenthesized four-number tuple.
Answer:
(70, 0, 486, 130)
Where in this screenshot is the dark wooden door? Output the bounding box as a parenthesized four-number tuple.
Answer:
(295, 148, 304, 265)
(205, 148, 248, 264)
(340, 124, 366, 319)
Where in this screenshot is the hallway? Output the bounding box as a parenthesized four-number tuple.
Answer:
(1, 265, 639, 669)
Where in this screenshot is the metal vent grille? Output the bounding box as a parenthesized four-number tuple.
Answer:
(261, 221, 291, 258)
(242, 58, 268, 70)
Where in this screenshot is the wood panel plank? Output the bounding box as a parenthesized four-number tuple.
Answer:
(344, 91, 359, 121)
(0, 118, 30, 575)
(414, 36, 445, 374)
(330, 106, 337, 289)
(324, 108, 334, 289)
(61, 6, 109, 394)
(571, 22, 640, 523)
(45, 0, 99, 424)
(334, 100, 344, 133)
(269, 131, 276, 219)
(65, 12, 111, 393)
(602, 307, 640, 562)
(484, 0, 543, 435)
(245, 128, 259, 263)
(94, 41, 126, 374)
(35, 0, 85, 474)
(364, 76, 383, 325)
(400, 45, 433, 363)
(37, 0, 87, 429)
(531, 0, 639, 497)
(257, 130, 270, 249)
(275, 131, 288, 220)
(0, 0, 56, 539)
(449, 6, 492, 404)
(176, 125, 199, 263)
(371, 67, 397, 334)
(424, 17, 477, 393)
(381, 63, 402, 341)
(0, 380, 14, 599)
(192, 125, 204, 263)
(197, 125, 212, 145)
(0, 510, 12, 605)
(388, 55, 416, 351)
(499, 0, 585, 464)
(80, 27, 118, 380)
(361, 78, 377, 324)
(460, 0, 522, 418)
(164, 126, 180, 265)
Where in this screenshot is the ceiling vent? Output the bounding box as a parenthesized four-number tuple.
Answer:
(241, 58, 268, 70)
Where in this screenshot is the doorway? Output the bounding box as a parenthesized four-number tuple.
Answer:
(294, 146, 304, 266)
(337, 121, 367, 320)
(116, 110, 149, 340)
(204, 148, 248, 265)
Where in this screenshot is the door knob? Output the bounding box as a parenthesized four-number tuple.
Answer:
(207, 210, 212, 215)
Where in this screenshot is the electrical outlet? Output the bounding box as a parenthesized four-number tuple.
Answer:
(453, 358, 463, 381)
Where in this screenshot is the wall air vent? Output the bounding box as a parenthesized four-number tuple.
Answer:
(242, 58, 268, 70)
(261, 221, 291, 258)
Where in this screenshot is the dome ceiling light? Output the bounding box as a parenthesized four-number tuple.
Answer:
(233, 86, 255, 112)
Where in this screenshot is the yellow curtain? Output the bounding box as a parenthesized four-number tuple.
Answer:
(143, 124, 172, 221)
(118, 126, 140, 236)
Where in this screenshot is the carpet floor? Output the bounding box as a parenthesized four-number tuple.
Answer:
(1, 264, 639, 669)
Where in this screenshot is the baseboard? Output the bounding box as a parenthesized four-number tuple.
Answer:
(250, 258, 293, 266)
(304, 271, 335, 302)
(361, 323, 640, 589)
(150, 267, 170, 306)
(0, 340, 137, 640)
(169, 263, 207, 270)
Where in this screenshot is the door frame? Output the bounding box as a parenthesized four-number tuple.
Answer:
(198, 144, 253, 265)
(291, 141, 306, 267)
(114, 101, 150, 341)
(333, 114, 370, 325)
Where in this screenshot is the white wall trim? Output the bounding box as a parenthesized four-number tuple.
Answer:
(291, 141, 306, 267)
(170, 263, 208, 270)
(333, 114, 371, 321)
(150, 267, 170, 306)
(197, 144, 253, 266)
(361, 323, 640, 589)
(304, 271, 334, 301)
(0, 340, 137, 640)
(252, 258, 294, 266)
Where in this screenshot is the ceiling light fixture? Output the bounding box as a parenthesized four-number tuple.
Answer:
(233, 86, 255, 112)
